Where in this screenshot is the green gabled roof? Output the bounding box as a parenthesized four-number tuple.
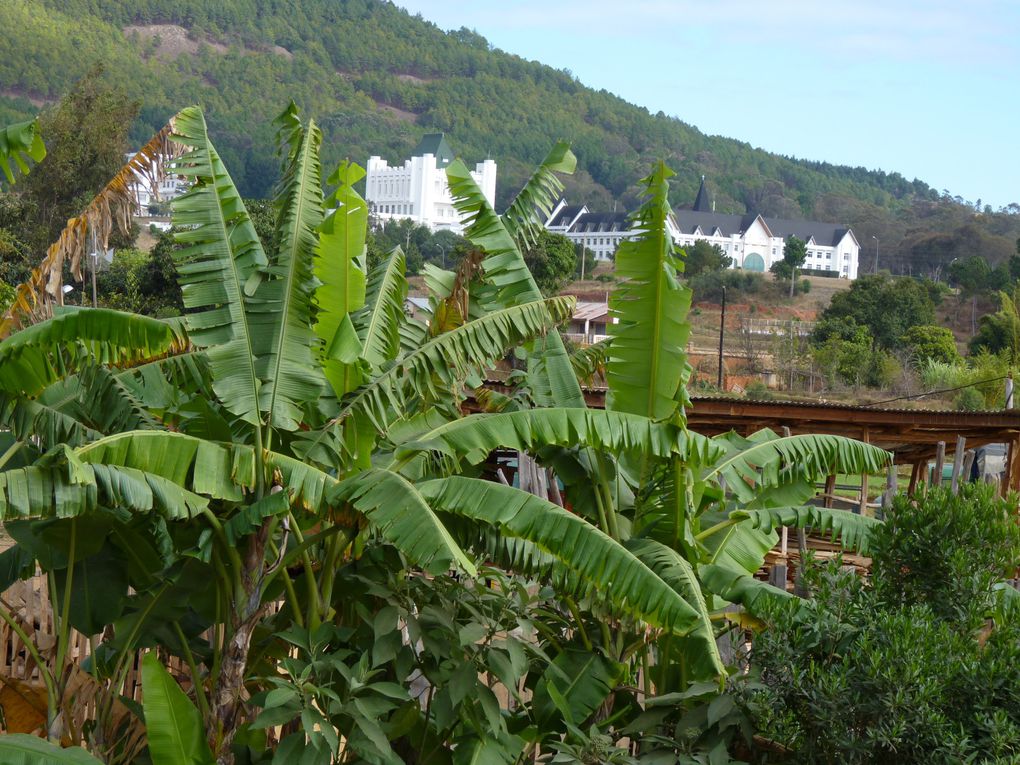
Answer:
(413, 132, 454, 165)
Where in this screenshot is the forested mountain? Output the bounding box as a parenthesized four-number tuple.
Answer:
(2, 0, 1017, 271)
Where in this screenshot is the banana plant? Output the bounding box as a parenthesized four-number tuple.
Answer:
(0, 117, 44, 187)
(0, 107, 760, 762)
(380, 158, 893, 743)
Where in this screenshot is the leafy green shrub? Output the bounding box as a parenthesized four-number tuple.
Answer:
(954, 386, 986, 411)
(797, 278, 810, 294)
(690, 269, 764, 302)
(744, 379, 773, 400)
(750, 485, 1020, 763)
(0, 279, 14, 314)
(871, 484, 1020, 625)
(901, 324, 961, 366)
(595, 272, 615, 282)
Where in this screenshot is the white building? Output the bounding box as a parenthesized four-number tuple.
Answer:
(546, 177, 861, 279)
(365, 133, 497, 234)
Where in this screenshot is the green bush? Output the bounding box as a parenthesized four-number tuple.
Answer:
(871, 484, 1020, 625)
(690, 269, 764, 303)
(954, 386, 986, 411)
(797, 278, 811, 294)
(744, 379, 773, 400)
(750, 485, 1020, 763)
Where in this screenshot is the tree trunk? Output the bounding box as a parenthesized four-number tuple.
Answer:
(789, 269, 796, 299)
(209, 519, 271, 764)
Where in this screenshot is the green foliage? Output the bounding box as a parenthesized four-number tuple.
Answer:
(900, 324, 960, 366)
(947, 254, 992, 295)
(954, 385, 986, 411)
(20, 67, 140, 255)
(522, 229, 578, 296)
(0, 117, 45, 186)
(872, 484, 1020, 625)
(750, 486, 1020, 763)
(0, 735, 103, 764)
(141, 652, 215, 765)
(688, 269, 763, 303)
(970, 287, 1020, 359)
(0, 279, 14, 314)
(682, 239, 731, 279)
(810, 316, 890, 387)
(818, 273, 937, 350)
(771, 236, 807, 297)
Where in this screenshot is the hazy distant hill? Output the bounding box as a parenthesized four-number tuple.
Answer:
(2, 0, 1017, 271)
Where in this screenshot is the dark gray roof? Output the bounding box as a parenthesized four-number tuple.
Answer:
(671, 209, 850, 246)
(549, 204, 585, 228)
(672, 210, 759, 237)
(765, 217, 851, 247)
(693, 176, 713, 212)
(413, 133, 454, 165)
(568, 211, 630, 234)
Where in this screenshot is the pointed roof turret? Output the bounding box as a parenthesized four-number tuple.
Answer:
(693, 175, 713, 212)
(413, 133, 455, 166)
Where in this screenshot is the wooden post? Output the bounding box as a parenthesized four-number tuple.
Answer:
(769, 564, 788, 590)
(1007, 374, 1014, 410)
(950, 435, 966, 495)
(824, 474, 836, 508)
(961, 449, 976, 487)
(932, 441, 946, 488)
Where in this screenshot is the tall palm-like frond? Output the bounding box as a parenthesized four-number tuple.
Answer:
(255, 105, 327, 434)
(394, 407, 720, 474)
(333, 468, 477, 576)
(706, 430, 891, 504)
(0, 115, 185, 338)
(417, 477, 705, 636)
(732, 506, 882, 555)
(317, 297, 577, 449)
(607, 162, 691, 423)
(354, 245, 406, 367)
(315, 161, 368, 397)
(0, 118, 45, 186)
(0, 308, 185, 397)
(501, 141, 576, 249)
(171, 107, 267, 430)
(446, 156, 584, 409)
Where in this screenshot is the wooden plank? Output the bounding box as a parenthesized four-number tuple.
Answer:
(961, 449, 976, 487)
(857, 428, 869, 515)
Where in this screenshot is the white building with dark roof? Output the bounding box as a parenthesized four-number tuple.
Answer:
(365, 133, 496, 234)
(671, 178, 860, 279)
(546, 176, 861, 279)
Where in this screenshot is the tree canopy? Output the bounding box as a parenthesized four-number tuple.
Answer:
(819, 273, 938, 350)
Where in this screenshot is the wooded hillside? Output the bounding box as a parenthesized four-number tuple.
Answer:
(2, 0, 1017, 271)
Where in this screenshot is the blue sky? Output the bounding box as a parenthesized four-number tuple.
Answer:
(396, 1, 1020, 208)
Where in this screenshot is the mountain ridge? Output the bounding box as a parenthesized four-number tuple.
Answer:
(1, 0, 1017, 271)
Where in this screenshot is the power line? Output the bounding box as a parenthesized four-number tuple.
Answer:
(861, 376, 1010, 408)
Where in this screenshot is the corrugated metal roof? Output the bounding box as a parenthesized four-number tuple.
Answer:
(573, 301, 608, 321)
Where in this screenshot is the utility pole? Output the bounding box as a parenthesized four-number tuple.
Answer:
(871, 235, 879, 274)
(578, 243, 586, 282)
(717, 285, 726, 389)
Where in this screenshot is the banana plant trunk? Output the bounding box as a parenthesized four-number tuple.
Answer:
(210, 520, 270, 764)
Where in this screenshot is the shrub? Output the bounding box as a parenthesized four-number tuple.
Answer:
(871, 484, 1020, 626)
(690, 269, 764, 303)
(797, 278, 811, 294)
(751, 485, 1020, 763)
(744, 379, 773, 400)
(954, 386, 986, 411)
